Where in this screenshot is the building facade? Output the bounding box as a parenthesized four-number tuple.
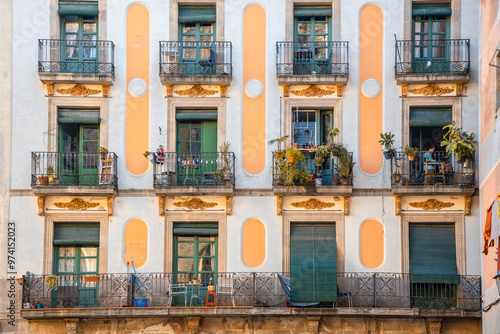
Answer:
(0, 0, 492, 333)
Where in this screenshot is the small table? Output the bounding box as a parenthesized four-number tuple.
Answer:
(186, 282, 204, 306)
(423, 161, 446, 184)
(181, 161, 199, 185)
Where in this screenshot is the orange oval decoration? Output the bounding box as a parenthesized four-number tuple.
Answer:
(242, 219, 265, 267)
(124, 219, 148, 268)
(360, 220, 384, 268)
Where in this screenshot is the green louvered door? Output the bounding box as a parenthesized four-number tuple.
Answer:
(290, 224, 336, 302)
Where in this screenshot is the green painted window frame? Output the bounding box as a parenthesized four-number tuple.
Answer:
(173, 234, 218, 282)
(60, 14, 98, 62)
(409, 107, 451, 151)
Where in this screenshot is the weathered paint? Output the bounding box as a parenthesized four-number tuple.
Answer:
(242, 218, 265, 267)
(124, 219, 148, 268)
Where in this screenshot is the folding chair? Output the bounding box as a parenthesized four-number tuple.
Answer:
(166, 277, 187, 307)
(216, 277, 235, 306)
(334, 284, 352, 308)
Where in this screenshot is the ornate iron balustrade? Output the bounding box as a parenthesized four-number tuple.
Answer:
(276, 41, 349, 76)
(391, 151, 475, 186)
(153, 152, 235, 187)
(21, 272, 480, 310)
(38, 39, 115, 76)
(159, 41, 232, 77)
(31, 152, 118, 188)
(395, 39, 470, 75)
(272, 151, 353, 186)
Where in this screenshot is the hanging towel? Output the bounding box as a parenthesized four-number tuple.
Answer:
(491, 199, 500, 241)
(483, 204, 494, 255)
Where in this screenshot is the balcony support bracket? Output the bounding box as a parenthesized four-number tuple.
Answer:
(394, 194, 402, 216)
(106, 195, 114, 216)
(400, 83, 408, 97)
(158, 195, 166, 217)
(425, 318, 442, 334)
(46, 82, 54, 97)
(307, 317, 321, 334)
(187, 316, 200, 334)
(166, 84, 173, 98)
(283, 84, 290, 97)
(37, 195, 45, 216)
(102, 84, 109, 97)
(455, 82, 463, 96)
(225, 195, 232, 216)
(220, 84, 227, 97)
(64, 318, 80, 334)
(276, 195, 283, 216)
(343, 195, 350, 215)
(464, 194, 471, 216)
(336, 83, 343, 97)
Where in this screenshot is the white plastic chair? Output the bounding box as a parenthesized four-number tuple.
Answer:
(166, 277, 187, 307)
(216, 277, 235, 306)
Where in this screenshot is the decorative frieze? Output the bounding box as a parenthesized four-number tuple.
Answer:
(225, 195, 233, 216)
(276, 195, 283, 216)
(291, 85, 335, 97)
(158, 195, 166, 216)
(408, 84, 453, 96)
(174, 85, 218, 97)
(56, 84, 101, 97)
(37, 195, 45, 216)
(290, 198, 335, 210)
(172, 198, 217, 210)
(408, 198, 455, 211)
(53, 198, 100, 210)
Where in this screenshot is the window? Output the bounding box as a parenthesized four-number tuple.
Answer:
(293, 6, 332, 75)
(58, 109, 100, 186)
(412, 4, 451, 73)
(53, 223, 100, 308)
(409, 107, 451, 151)
(409, 223, 459, 309)
(290, 223, 336, 302)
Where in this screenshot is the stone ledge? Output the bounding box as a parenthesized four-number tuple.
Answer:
(20, 306, 481, 320)
(273, 185, 353, 196)
(391, 185, 476, 196)
(160, 75, 232, 86)
(154, 185, 235, 196)
(31, 186, 118, 196)
(395, 73, 470, 85)
(39, 73, 115, 85)
(277, 74, 349, 85)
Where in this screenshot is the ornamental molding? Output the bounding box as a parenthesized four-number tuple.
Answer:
(53, 198, 100, 210)
(56, 84, 101, 97)
(290, 85, 335, 97)
(408, 84, 454, 96)
(172, 198, 217, 210)
(291, 198, 335, 210)
(408, 199, 455, 211)
(174, 85, 218, 97)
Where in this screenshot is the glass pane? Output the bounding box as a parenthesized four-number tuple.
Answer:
(198, 242, 214, 256)
(80, 258, 97, 272)
(297, 23, 311, 34)
(183, 47, 195, 59)
(59, 247, 76, 257)
(59, 258, 75, 273)
(179, 142, 189, 152)
(65, 21, 79, 33)
(83, 23, 97, 33)
(432, 22, 446, 34)
(200, 48, 210, 58)
(179, 126, 189, 141)
(199, 236, 216, 242)
(315, 48, 326, 58)
(190, 128, 201, 141)
(200, 35, 212, 42)
(178, 242, 194, 257)
(82, 141, 98, 152)
(315, 35, 327, 42)
(315, 23, 327, 34)
(177, 257, 194, 272)
(83, 127, 98, 141)
(183, 24, 196, 35)
(200, 24, 213, 34)
(198, 257, 215, 272)
(414, 21, 428, 34)
(297, 35, 310, 45)
(83, 16, 97, 21)
(190, 142, 201, 152)
(80, 247, 98, 257)
(293, 110, 316, 147)
(178, 236, 194, 241)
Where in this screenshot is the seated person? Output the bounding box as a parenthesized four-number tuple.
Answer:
(423, 146, 435, 173)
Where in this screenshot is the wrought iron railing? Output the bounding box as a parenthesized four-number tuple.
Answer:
(153, 152, 235, 187)
(31, 152, 118, 188)
(38, 39, 115, 76)
(395, 39, 470, 75)
(276, 41, 349, 76)
(21, 272, 480, 310)
(272, 151, 353, 186)
(391, 151, 475, 186)
(159, 41, 232, 77)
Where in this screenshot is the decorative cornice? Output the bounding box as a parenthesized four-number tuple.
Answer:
(290, 85, 335, 97)
(291, 198, 335, 210)
(174, 85, 218, 97)
(408, 199, 455, 210)
(53, 198, 100, 210)
(408, 84, 454, 96)
(56, 84, 101, 97)
(173, 198, 217, 210)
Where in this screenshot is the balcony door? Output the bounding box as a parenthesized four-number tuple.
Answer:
(412, 5, 450, 73)
(58, 119, 100, 186)
(61, 14, 98, 73)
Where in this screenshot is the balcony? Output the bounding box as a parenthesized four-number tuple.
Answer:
(276, 41, 349, 85)
(159, 41, 232, 85)
(38, 39, 115, 85)
(21, 272, 480, 318)
(395, 39, 470, 84)
(153, 152, 235, 196)
(31, 152, 118, 196)
(272, 151, 353, 196)
(391, 151, 475, 195)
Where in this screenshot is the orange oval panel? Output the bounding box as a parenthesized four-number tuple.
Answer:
(124, 219, 148, 268)
(242, 219, 265, 267)
(360, 220, 384, 268)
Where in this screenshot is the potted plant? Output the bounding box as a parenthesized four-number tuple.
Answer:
(328, 127, 340, 141)
(98, 146, 108, 160)
(46, 166, 58, 185)
(276, 148, 308, 187)
(379, 132, 396, 160)
(268, 135, 289, 158)
(217, 141, 233, 182)
(143, 151, 156, 162)
(403, 146, 419, 161)
(392, 172, 401, 183)
(332, 143, 355, 185)
(440, 121, 476, 167)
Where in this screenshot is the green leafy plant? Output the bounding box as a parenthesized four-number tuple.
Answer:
(403, 145, 419, 157)
(268, 135, 289, 155)
(440, 121, 477, 164)
(332, 143, 355, 184)
(275, 147, 308, 187)
(327, 127, 340, 141)
(98, 146, 108, 154)
(143, 151, 153, 158)
(216, 141, 233, 182)
(379, 132, 396, 159)
(314, 144, 330, 165)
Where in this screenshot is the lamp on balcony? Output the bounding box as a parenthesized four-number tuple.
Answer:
(494, 270, 500, 295)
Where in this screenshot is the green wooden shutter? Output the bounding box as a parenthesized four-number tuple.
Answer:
(412, 4, 451, 17)
(409, 223, 459, 284)
(290, 224, 336, 302)
(175, 110, 217, 120)
(409, 108, 452, 127)
(54, 223, 100, 246)
(178, 6, 216, 23)
(58, 109, 100, 124)
(201, 121, 217, 152)
(294, 6, 332, 17)
(59, 2, 99, 15)
(173, 224, 218, 235)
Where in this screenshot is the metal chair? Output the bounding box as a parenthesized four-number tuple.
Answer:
(199, 49, 215, 75)
(334, 284, 352, 308)
(216, 277, 235, 306)
(166, 277, 187, 307)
